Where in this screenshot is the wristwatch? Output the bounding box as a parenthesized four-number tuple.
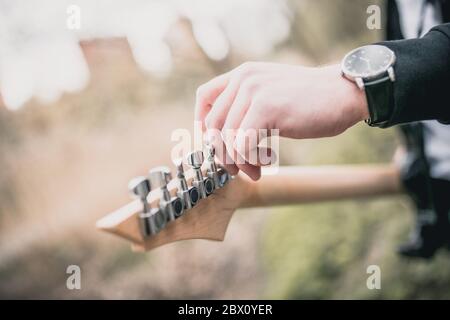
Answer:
(341, 44, 396, 128)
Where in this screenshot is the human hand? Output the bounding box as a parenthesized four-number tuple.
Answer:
(195, 62, 369, 180)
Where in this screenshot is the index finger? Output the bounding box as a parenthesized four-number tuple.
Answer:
(195, 72, 230, 129)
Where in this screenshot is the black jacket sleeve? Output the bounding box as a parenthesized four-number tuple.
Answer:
(378, 23, 450, 126)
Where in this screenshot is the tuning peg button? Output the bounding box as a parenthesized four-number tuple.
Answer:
(128, 176, 151, 213)
(128, 176, 165, 237)
(187, 150, 204, 169)
(149, 166, 172, 190)
(149, 166, 184, 221)
(205, 144, 221, 190)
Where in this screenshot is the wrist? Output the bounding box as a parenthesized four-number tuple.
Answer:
(324, 65, 370, 126)
(327, 64, 369, 123)
(344, 75, 370, 122)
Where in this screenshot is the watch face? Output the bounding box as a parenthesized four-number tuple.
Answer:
(342, 45, 395, 80)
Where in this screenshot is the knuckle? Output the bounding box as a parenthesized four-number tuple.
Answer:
(237, 61, 256, 78)
(241, 76, 260, 94)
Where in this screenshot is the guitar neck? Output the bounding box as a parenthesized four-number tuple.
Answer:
(239, 164, 402, 208)
(97, 164, 403, 251)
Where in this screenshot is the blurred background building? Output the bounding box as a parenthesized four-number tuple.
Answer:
(1, 0, 449, 299)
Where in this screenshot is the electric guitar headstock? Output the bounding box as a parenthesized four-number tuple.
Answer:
(96, 146, 252, 252)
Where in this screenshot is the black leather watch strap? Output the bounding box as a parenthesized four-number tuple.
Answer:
(364, 75, 394, 128)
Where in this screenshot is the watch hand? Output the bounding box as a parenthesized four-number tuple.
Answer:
(359, 57, 372, 71)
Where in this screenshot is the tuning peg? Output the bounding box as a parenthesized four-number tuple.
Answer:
(149, 166, 184, 220)
(217, 167, 231, 187)
(128, 176, 165, 237)
(186, 151, 214, 198)
(174, 158, 199, 210)
(128, 176, 151, 212)
(174, 158, 185, 179)
(149, 166, 172, 189)
(205, 143, 215, 161)
(205, 144, 221, 190)
(187, 150, 204, 169)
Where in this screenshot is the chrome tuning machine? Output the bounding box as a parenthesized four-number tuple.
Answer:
(186, 151, 214, 198)
(205, 144, 221, 190)
(217, 166, 230, 188)
(174, 158, 200, 210)
(128, 176, 166, 237)
(204, 144, 230, 188)
(149, 166, 184, 220)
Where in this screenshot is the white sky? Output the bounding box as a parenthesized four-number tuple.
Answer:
(0, 0, 290, 110)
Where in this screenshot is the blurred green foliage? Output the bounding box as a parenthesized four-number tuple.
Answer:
(263, 125, 450, 299)
(287, 0, 384, 62)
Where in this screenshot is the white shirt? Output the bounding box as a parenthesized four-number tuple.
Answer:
(396, 0, 450, 180)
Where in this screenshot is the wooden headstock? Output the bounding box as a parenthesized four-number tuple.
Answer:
(96, 163, 402, 252)
(96, 164, 251, 251)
